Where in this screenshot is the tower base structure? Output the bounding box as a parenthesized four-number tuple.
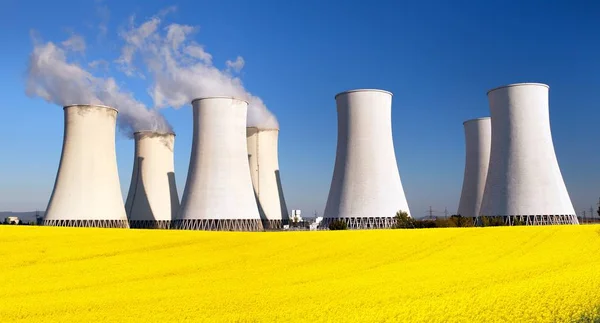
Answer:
(323, 89, 411, 226)
(43, 219, 129, 228)
(129, 220, 172, 229)
(476, 214, 579, 226)
(172, 219, 264, 231)
(479, 84, 577, 224)
(262, 219, 289, 230)
(320, 217, 397, 230)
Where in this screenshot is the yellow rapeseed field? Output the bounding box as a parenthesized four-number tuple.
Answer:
(1, 225, 599, 322)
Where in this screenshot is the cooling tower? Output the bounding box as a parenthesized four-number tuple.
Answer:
(174, 97, 262, 231)
(125, 131, 179, 229)
(479, 83, 578, 225)
(247, 127, 289, 229)
(322, 89, 411, 229)
(457, 117, 491, 219)
(44, 104, 128, 228)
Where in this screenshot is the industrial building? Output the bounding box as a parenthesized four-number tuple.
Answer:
(322, 89, 411, 229)
(125, 131, 179, 229)
(44, 104, 129, 228)
(290, 210, 302, 223)
(247, 127, 289, 229)
(457, 117, 491, 219)
(174, 97, 263, 231)
(3, 216, 21, 225)
(479, 83, 578, 225)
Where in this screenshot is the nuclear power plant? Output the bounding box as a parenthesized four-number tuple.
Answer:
(125, 131, 179, 229)
(38, 85, 582, 231)
(44, 104, 129, 228)
(457, 117, 491, 219)
(479, 83, 578, 225)
(174, 97, 263, 231)
(322, 89, 411, 229)
(246, 127, 289, 229)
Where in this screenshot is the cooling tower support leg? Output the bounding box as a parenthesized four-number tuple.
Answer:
(262, 219, 288, 230)
(129, 220, 172, 229)
(172, 219, 264, 231)
(43, 219, 130, 229)
(319, 217, 397, 230)
(475, 214, 579, 226)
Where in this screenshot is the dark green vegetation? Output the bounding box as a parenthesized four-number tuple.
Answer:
(394, 211, 476, 229)
(328, 219, 348, 230)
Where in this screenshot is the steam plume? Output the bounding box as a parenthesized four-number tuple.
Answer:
(25, 33, 172, 136)
(117, 12, 279, 129)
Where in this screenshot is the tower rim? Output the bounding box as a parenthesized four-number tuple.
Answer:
(486, 83, 549, 96)
(63, 104, 117, 112)
(191, 96, 249, 105)
(463, 117, 491, 125)
(335, 89, 393, 99)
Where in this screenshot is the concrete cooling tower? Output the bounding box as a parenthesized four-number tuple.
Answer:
(322, 89, 411, 229)
(457, 117, 491, 219)
(44, 104, 128, 228)
(247, 127, 289, 229)
(479, 83, 578, 225)
(125, 131, 179, 229)
(174, 97, 262, 231)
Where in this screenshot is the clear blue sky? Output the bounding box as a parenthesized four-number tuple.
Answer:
(1, 0, 599, 218)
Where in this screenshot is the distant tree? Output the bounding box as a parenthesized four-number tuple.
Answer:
(480, 216, 504, 227)
(448, 215, 474, 227)
(414, 220, 437, 229)
(492, 217, 505, 226)
(394, 210, 415, 229)
(434, 217, 453, 227)
(328, 220, 347, 230)
(480, 216, 491, 227)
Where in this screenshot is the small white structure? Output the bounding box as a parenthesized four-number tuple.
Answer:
(290, 209, 302, 223)
(4, 216, 20, 225)
(125, 131, 179, 229)
(44, 104, 128, 228)
(457, 117, 491, 218)
(175, 97, 262, 231)
(479, 83, 578, 225)
(309, 216, 323, 231)
(247, 127, 289, 229)
(323, 89, 411, 229)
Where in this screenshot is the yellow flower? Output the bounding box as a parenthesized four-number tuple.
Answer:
(0, 225, 599, 322)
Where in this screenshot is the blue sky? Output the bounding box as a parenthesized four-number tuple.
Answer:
(1, 0, 599, 218)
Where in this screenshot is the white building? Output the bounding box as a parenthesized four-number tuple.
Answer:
(44, 104, 128, 228)
(457, 117, 491, 218)
(323, 89, 411, 229)
(310, 216, 323, 231)
(125, 131, 179, 229)
(174, 97, 262, 231)
(479, 83, 578, 225)
(4, 217, 20, 225)
(247, 127, 289, 229)
(290, 209, 302, 223)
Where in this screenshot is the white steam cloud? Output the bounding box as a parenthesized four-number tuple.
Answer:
(61, 34, 86, 53)
(117, 11, 279, 129)
(226, 56, 245, 73)
(25, 32, 172, 136)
